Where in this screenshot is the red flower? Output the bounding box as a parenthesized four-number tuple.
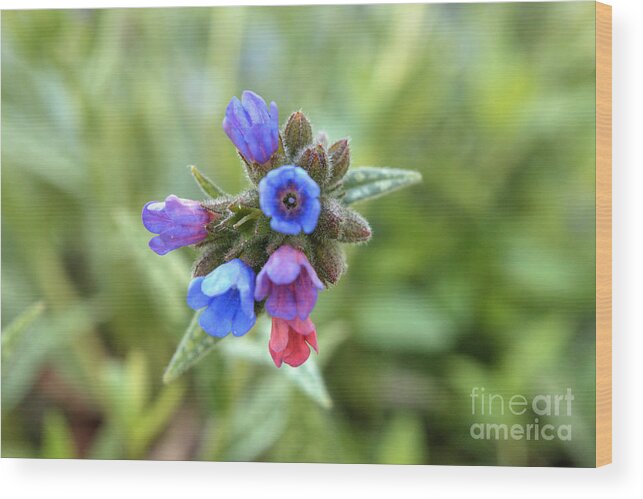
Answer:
(269, 316, 319, 368)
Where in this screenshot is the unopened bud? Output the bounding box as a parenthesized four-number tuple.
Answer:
(338, 208, 371, 243)
(328, 139, 350, 185)
(314, 240, 347, 286)
(313, 197, 344, 240)
(298, 144, 330, 186)
(284, 111, 313, 158)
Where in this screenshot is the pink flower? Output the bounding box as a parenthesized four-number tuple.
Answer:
(269, 316, 319, 368)
(255, 245, 324, 320)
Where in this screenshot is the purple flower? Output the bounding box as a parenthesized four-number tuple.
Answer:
(258, 165, 321, 235)
(142, 195, 214, 255)
(255, 245, 324, 321)
(187, 259, 257, 337)
(222, 90, 279, 165)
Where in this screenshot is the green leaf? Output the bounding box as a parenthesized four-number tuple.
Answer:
(220, 319, 333, 409)
(341, 166, 422, 205)
(282, 356, 332, 409)
(1, 301, 45, 362)
(189, 165, 229, 198)
(162, 311, 224, 383)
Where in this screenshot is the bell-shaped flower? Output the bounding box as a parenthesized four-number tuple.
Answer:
(269, 316, 318, 368)
(255, 245, 324, 320)
(258, 165, 321, 235)
(222, 90, 279, 165)
(187, 259, 256, 337)
(142, 195, 214, 255)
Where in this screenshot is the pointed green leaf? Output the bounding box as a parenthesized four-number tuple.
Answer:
(220, 319, 333, 409)
(341, 166, 422, 205)
(189, 165, 229, 198)
(163, 311, 224, 383)
(282, 356, 332, 409)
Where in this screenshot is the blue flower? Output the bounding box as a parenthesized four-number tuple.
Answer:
(187, 259, 257, 337)
(222, 90, 279, 165)
(142, 195, 214, 255)
(258, 165, 321, 235)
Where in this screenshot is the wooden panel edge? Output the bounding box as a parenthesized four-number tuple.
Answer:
(595, 0, 612, 468)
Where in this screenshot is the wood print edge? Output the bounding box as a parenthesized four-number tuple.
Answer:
(595, 0, 612, 468)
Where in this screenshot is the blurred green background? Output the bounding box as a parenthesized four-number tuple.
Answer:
(2, 2, 597, 466)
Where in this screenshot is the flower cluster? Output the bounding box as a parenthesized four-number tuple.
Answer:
(143, 90, 379, 368)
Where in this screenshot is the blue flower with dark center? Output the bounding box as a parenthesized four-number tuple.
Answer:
(259, 165, 321, 235)
(222, 90, 279, 165)
(187, 259, 257, 337)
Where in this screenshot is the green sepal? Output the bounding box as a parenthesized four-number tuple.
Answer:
(189, 165, 229, 198)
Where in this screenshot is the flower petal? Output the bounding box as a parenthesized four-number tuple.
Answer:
(282, 330, 311, 367)
(294, 272, 319, 320)
(290, 316, 316, 336)
(265, 283, 297, 320)
(231, 306, 255, 337)
(142, 201, 170, 233)
(199, 303, 230, 338)
(164, 195, 210, 224)
(201, 289, 240, 337)
(148, 235, 172, 256)
(270, 217, 301, 235)
(265, 246, 301, 285)
(300, 197, 321, 234)
(269, 317, 290, 353)
(159, 226, 207, 249)
(241, 90, 270, 124)
(187, 277, 210, 310)
(201, 260, 240, 297)
(305, 329, 319, 354)
(254, 270, 272, 302)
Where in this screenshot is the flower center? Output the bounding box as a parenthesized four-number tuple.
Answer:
(282, 192, 299, 210)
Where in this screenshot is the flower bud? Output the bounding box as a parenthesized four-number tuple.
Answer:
(223, 91, 279, 165)
(284, 111, 313, 158)
(314, 240, 347, 286)
(298, 144, 330, 186)
(142, 195, 215, 255)
(314, 197, 372, 243)
(313, 197, 344, 240)
(328, 139, 350, 185)
(315, 131, 329, 149)
(338, 208, 371, 243)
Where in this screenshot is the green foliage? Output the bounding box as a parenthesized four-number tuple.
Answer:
(163, 312, 224, 384)
(189, 165, 229, 198)
(2, 301, 45, 362)
(341, 167, 422, 206)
